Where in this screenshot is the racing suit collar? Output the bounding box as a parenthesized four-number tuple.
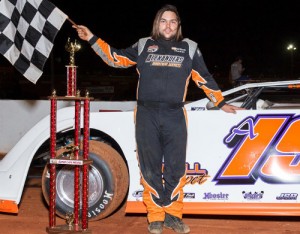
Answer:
(157, 37, 177, 46)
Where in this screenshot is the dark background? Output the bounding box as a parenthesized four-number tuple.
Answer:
(1, 0, 299, 100)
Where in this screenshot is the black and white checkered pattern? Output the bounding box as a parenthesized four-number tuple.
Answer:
(0, 0, 67, 83)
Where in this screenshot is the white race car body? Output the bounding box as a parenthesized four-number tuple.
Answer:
(1, 80, 300, 216)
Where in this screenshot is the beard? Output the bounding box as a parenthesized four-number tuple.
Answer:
(159, 32, 176, 41)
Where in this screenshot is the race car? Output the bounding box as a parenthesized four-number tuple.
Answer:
(0, 79, 300, 221)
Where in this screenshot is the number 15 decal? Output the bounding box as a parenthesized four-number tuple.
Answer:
(213, 114, 300, 185)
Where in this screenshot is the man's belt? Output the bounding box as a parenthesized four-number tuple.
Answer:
(137, 100, 184, 109)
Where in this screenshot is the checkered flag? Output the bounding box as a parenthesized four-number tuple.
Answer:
(0, 0, 68, 83)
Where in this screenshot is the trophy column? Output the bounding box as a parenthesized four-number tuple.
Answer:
(46, 39, 93, 234)
(66, 65, 77, 97)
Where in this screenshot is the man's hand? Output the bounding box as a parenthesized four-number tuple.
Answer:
(221, 104, 245, 113)
(72, 25, 93, 41)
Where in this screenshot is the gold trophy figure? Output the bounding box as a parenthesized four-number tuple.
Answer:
(65, 38, 81, 66)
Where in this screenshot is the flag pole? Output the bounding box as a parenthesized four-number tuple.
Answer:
(67, 18, 78, 27)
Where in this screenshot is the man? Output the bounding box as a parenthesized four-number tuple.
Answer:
(74, 4, 242, 234)
(230, 57, 246, 86)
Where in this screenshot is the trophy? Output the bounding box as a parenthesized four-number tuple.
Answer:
(65, 38, 81, 96)
(47, 37, 93, 234)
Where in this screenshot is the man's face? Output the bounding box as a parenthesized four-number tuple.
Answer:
(158, 11, 179, 40)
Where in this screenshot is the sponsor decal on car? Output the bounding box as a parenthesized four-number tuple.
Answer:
(191, 107, 206, 111)
(132, 190, 143, 199)
(203, 192, 229, 200)
(185, 162, 209, 185)
(242, 191, 264, 200)
(276, 193, 298, 200)
(214, 114, 300, 185)
(184, 193, 195, 199)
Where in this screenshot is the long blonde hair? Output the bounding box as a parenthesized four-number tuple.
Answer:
(151, 4, 183, 41)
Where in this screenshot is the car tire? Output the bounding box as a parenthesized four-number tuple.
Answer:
(41, 140, 129, 221)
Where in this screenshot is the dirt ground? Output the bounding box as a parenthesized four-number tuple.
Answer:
(0, 179, 299, 234)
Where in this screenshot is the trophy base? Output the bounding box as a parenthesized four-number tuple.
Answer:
(46, 224, 92, 234)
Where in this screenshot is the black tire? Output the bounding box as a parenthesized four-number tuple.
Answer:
(42, 140, 129, 221)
